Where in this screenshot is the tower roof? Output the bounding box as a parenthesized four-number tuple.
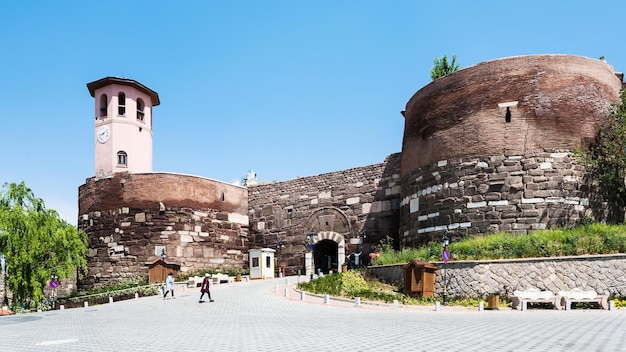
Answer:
(87, 76, 160, 106)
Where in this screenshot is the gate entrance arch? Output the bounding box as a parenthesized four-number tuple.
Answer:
(310, 231, 346, 274)
(314, 240, 338, 274)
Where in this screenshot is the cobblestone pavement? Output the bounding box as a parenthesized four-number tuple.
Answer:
(1, 277, 626, 351)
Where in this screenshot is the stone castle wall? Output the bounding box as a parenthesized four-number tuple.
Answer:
(399, 55, 624, 246)
(401, 55, 622, 172)
(78, 172, 249, 288)
(368, 254, 626, 298)
(248, 154, 402, 275)
(399, 149, 609, 247)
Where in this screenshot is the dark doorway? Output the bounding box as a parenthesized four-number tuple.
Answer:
(313, 239, 338, 274)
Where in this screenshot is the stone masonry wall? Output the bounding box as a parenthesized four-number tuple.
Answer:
(399, 149, 606, 248)
(368, 254, 626, 299)
(78, 173, 249, 289)
(78, 206, 249, 288)
(248, 153, 402, 275)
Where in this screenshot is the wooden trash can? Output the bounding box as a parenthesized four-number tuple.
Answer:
(487, 293, 500, 310)
(403, 260, 437, 298)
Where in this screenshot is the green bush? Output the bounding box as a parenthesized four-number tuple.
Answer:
(340, 270, 369, 296)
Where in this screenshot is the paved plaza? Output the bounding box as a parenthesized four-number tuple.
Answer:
(1, 277, 625, 351)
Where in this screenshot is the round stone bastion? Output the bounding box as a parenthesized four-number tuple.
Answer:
(78, 172, 249, 289)
(399, 54, 623, 247)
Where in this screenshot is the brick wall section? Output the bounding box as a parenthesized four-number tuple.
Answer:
(248, 153, 401, 275)
(399, 149, 609, 247)
(368, 254, 626, 298)
(79, 172, 247, 214)
(78, 173, 249, 289)
(401, 55, 622, 173)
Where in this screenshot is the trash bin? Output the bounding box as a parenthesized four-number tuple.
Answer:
(341, 264, 348, 273)
(487, 293, 500, 310)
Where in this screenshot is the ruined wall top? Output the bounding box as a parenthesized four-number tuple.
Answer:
(79, 172, 248, 216)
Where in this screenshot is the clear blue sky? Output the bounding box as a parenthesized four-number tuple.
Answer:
(1, 1, 625, 224)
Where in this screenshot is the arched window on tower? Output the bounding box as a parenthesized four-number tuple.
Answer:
(118, 92, 126, 116)
(137, 98, 145, 122)
(99, 94, 108, 118)
(117, 151, 128, 166)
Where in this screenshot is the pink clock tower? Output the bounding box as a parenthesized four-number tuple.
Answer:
(87, 77, 160, 178)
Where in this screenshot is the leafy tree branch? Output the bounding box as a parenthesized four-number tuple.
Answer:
(577, 89, 626, 220)
(0, 182, 87, 307)
(430, 54, 459, 80)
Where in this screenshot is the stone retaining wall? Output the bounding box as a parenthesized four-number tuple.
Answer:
(367, 254, 626, 298)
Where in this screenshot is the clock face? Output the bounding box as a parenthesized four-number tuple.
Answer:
(97, 125, 110, 143)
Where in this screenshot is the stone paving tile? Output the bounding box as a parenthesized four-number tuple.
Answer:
(1, 277, 625, 351)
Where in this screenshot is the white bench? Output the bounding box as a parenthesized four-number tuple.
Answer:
(187, 276, 204, 288)
(558, 288, 608, 310)
(211, 273, 235, 284)
(187, 274, 235, 287)
(511, 288, 561, 310)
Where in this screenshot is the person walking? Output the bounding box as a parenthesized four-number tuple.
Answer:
(163, 272, 175, 299)
(199, 273, 214, 303)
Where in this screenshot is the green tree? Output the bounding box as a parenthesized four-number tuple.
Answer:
(430, 54, 459, 80)
(578, 89, 626, 221)
(0, 182, 87, 307)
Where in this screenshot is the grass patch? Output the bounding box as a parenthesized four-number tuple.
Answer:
(374, 223, 626, 264)
(297, 271, 495, 307)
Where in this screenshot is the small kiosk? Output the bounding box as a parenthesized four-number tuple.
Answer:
(249, 248, 276, 279)
(147, 258, 180, 284)
(403, 259, 437, 298)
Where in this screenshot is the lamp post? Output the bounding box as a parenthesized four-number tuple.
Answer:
(442, 233, 450, 306)
(306, 233, 317, 252)
(355, 229, 366, 268)
(276, 241, 285, 277)
(306, 233, 318, 279)
(50, 272, 59, 309)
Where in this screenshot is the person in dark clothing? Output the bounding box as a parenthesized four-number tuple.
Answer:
(199, 273, 214, 303)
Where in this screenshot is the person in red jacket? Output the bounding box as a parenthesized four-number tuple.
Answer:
(199, 273, 214, 303)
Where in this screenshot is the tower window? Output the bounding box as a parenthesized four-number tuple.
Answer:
(99, 94, 108, 118)
(137, 98, 145, 121)
(118, 93, 126, 116)
(117, 151, 128, 166)
(497, 101, 518, 123)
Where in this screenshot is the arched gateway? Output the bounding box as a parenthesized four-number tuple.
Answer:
(309, 231, 346, 274)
